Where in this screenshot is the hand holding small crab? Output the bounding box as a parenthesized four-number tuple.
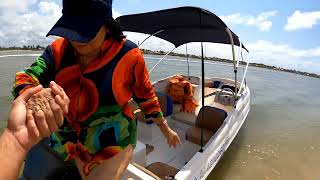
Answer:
(7, 82, 70, 151)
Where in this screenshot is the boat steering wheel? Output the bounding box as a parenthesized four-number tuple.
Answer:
(221, 87, 235, 95)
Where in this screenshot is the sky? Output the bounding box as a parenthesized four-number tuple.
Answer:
(0, 0, 320, 74)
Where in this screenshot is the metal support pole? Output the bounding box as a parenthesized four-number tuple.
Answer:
(199, 41, 205, 153)
(149, 47, 176, 74)
(186, 44, 190, 78)
(238, 48, 250, 94)
(198, 9, 205, 153)
(138, 30, 164, 48)
(225, 28, 238, 106)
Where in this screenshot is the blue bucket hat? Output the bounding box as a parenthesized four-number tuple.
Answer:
(47, 0, 112, 43)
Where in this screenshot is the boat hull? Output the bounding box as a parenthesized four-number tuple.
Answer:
(175, 83, 250, 180)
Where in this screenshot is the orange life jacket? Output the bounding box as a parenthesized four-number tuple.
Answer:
(167, 75, 198, 113)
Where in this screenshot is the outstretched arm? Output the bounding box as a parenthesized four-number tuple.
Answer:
(12, 42, 69, 121)
(131, 50, 181, 148)
(0, 129, 28, 180)
(0, 85, 66, 180)
(0, 86, 42, 180)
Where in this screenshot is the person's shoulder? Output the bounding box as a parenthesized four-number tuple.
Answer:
(50, 38, 68, 48)
(41, 38, 69, 64)
(122, 39, 144, 58)
(124, 39, 138, 49)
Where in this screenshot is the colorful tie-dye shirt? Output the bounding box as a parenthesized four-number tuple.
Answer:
(13, 37, 163, 175)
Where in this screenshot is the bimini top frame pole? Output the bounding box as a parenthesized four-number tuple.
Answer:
(186, 43, 190, 77)
(148, 47, 176, 74)
(225, 27, 238, 106)
(236, 40, 242, 68)
(238, 44, 250, 95)
(235, 37, 250, 96)
(137, 30, 176, 74)
(138, 30, 164, 48)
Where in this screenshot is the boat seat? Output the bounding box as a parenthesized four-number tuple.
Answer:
(186, 127, 214, 146)
(146, 162, 179, 180)
(172, 87, 219, 126)
(172, 104, 197, 125)
(186, 106, 227, 145)
(122, 163, 161, 180)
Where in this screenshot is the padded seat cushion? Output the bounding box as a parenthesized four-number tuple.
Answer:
(172, 104, 197, 125)
(186, 106, 227, 145)
(146, 162, 179, 180)
(196, 106, 227, 131)
(186, 127, 214, 145)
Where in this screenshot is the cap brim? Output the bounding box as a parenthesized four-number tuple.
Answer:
(47, 15, 107, 43)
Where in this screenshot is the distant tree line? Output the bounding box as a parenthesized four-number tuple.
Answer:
(140, 48, 320, 79)
(0, 46, 318, 78)
(0, 45, 45, 51)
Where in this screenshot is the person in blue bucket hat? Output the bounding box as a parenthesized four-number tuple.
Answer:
(13, 0, 181, 179)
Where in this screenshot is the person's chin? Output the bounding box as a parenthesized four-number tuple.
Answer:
(74, 48, 90, 56)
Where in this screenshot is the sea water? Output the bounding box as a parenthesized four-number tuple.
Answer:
(0, 51, 319, 179)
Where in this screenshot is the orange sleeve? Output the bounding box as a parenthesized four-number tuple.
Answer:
(131, 50, 164, 119)
(12, 38, 67, 98)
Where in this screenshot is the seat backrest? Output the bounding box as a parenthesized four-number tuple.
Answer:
(195, 106, 227, 131)
(156, 92, 173, 117)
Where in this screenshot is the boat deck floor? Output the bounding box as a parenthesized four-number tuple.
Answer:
(142, 118, 200, 170)
(137, 80, 234, 170)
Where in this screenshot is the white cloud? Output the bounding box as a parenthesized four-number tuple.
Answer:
(220, 11, 277, 31)
(38, 1, 61, 16)
(125, 32, 175, 51)
(247, 40, 320, 59)
(285, 10, 320, 31)
(0, 2, 124, 47)
(112, 10, 121, 19)
(0, 0, 62, 47)
(245, 40, 320, 73)
(0, 0, 38, 14)
(125, 32, 320, 74)
(119, 8, 318, 74)
(1, 3, 319, 74)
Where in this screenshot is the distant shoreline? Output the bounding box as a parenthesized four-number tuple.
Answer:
(1, 48, 319, 79)
(141, 49, 320, 79)
(0, 46, 45, 51)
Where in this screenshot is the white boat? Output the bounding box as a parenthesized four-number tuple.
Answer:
(116, 7, 251, 180)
